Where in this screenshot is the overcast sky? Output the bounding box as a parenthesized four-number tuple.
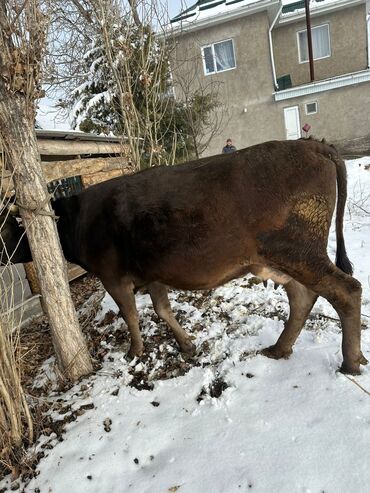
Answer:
(166, 0, 189, 19)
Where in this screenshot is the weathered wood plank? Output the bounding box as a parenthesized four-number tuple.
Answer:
(81, 169, 125, 187)
(2, 156, 132, 194)
(24, 261, 87, 294)
(68, 264, 86, 282)
(335, 136, 370, 158)
(37, 139, 125, 156)
(42, 156, 131, 182)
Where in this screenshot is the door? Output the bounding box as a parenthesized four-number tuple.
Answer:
(283, 106, 301, 140)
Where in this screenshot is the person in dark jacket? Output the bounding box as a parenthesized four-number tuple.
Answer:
(222, 138, 237, 153)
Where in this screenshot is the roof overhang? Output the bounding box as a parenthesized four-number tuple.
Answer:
(279, 0, 366, 25)
(170, 0, 280, 36)
(35, 129, 121, 143)
(274, 69, 370, 100)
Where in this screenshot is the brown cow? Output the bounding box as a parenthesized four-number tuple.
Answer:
(1, 139, 367, 374)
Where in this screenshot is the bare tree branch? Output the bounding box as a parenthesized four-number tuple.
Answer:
(69, 0, 93, 24)
(351, 201, 370, 215)
(128, 0, 142, 27)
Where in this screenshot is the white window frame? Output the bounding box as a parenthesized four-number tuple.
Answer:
(201, 38, 236, 76)
(305, 101, 318, 115)
(297, 24, 331, 64)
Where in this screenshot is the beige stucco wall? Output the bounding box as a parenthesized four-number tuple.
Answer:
(172, 11, 283, 155)
(172, 4, 370, 157)
(276, 81, 370, 142)
(273, 4, 368, 86)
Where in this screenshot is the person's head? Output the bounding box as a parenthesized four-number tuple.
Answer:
(226, 138, 233, 146)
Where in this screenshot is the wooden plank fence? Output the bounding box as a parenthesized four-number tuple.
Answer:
(0, 129, 134, 326)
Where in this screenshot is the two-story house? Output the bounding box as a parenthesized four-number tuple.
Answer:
(170, 0, 370, 155)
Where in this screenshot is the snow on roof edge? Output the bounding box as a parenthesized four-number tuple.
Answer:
(170, 0, 279, 34)
(170, 0, 366, 32)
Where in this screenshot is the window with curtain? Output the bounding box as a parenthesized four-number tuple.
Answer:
(298, 24, 331, 63)
(202, 39, 236, 75)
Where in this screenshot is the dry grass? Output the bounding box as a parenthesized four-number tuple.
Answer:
(0, 261, 34, 478)
(0, 141, 38, 477)
(1, 142, 34, 476)
(0, 271, 103, 481)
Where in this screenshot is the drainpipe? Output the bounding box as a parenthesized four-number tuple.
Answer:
(269, 3, 283, 90)
(305, 0, 315, 81)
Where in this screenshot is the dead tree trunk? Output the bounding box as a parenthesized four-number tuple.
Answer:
(0, 92, 93, 381)
(0, 1, 92, 381)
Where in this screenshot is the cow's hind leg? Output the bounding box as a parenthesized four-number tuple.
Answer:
(308, 263, 368, 375)
(102, 277, 144, 358)
(148, 282, 196, 355)
(264, 256, 366, 374)
(262, 279, 317, 360)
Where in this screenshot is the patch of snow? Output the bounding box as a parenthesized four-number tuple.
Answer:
(2, 157, 370, 493)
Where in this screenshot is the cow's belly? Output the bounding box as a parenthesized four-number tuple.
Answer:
(145, 244, 252, 289)
(132, 218, 291, 290)
(160, 263, 252, 290)
(148, 255, 292, 291)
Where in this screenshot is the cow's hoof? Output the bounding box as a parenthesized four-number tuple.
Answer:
(360, 353, 369, 365)
(180, 340, 196, 356)
(339, 363, 361, 376)
(128, 344, 144, 359)
(260, 345, 292, 360)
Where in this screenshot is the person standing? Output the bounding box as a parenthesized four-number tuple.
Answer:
(222, 138, 237, 154)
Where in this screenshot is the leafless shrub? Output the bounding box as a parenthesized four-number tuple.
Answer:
(347, 177, 370, 222)
(45, 1, 225, 164)
(0, 165, 34, 477)
(172, 57, 229, 159)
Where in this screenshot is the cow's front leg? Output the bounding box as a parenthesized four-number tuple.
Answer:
(148, 282, 196, 355)
(102, 276, 143, 358)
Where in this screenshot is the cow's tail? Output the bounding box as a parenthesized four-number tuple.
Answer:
(331, 150, 353, 275)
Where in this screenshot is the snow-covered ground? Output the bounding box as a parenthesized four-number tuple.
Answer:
(2, 157, 370, 493)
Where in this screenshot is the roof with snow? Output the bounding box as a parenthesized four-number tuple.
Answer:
(171, 0, 276, 25)
(170, 0, 364, 28)
(35, 129, 120, 143)
(281, 0, 362, 18)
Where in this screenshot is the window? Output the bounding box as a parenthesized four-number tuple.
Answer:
(202, 39, 236, 75)
(298, 24, 330, 63)
(305, 101, 318, 115)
